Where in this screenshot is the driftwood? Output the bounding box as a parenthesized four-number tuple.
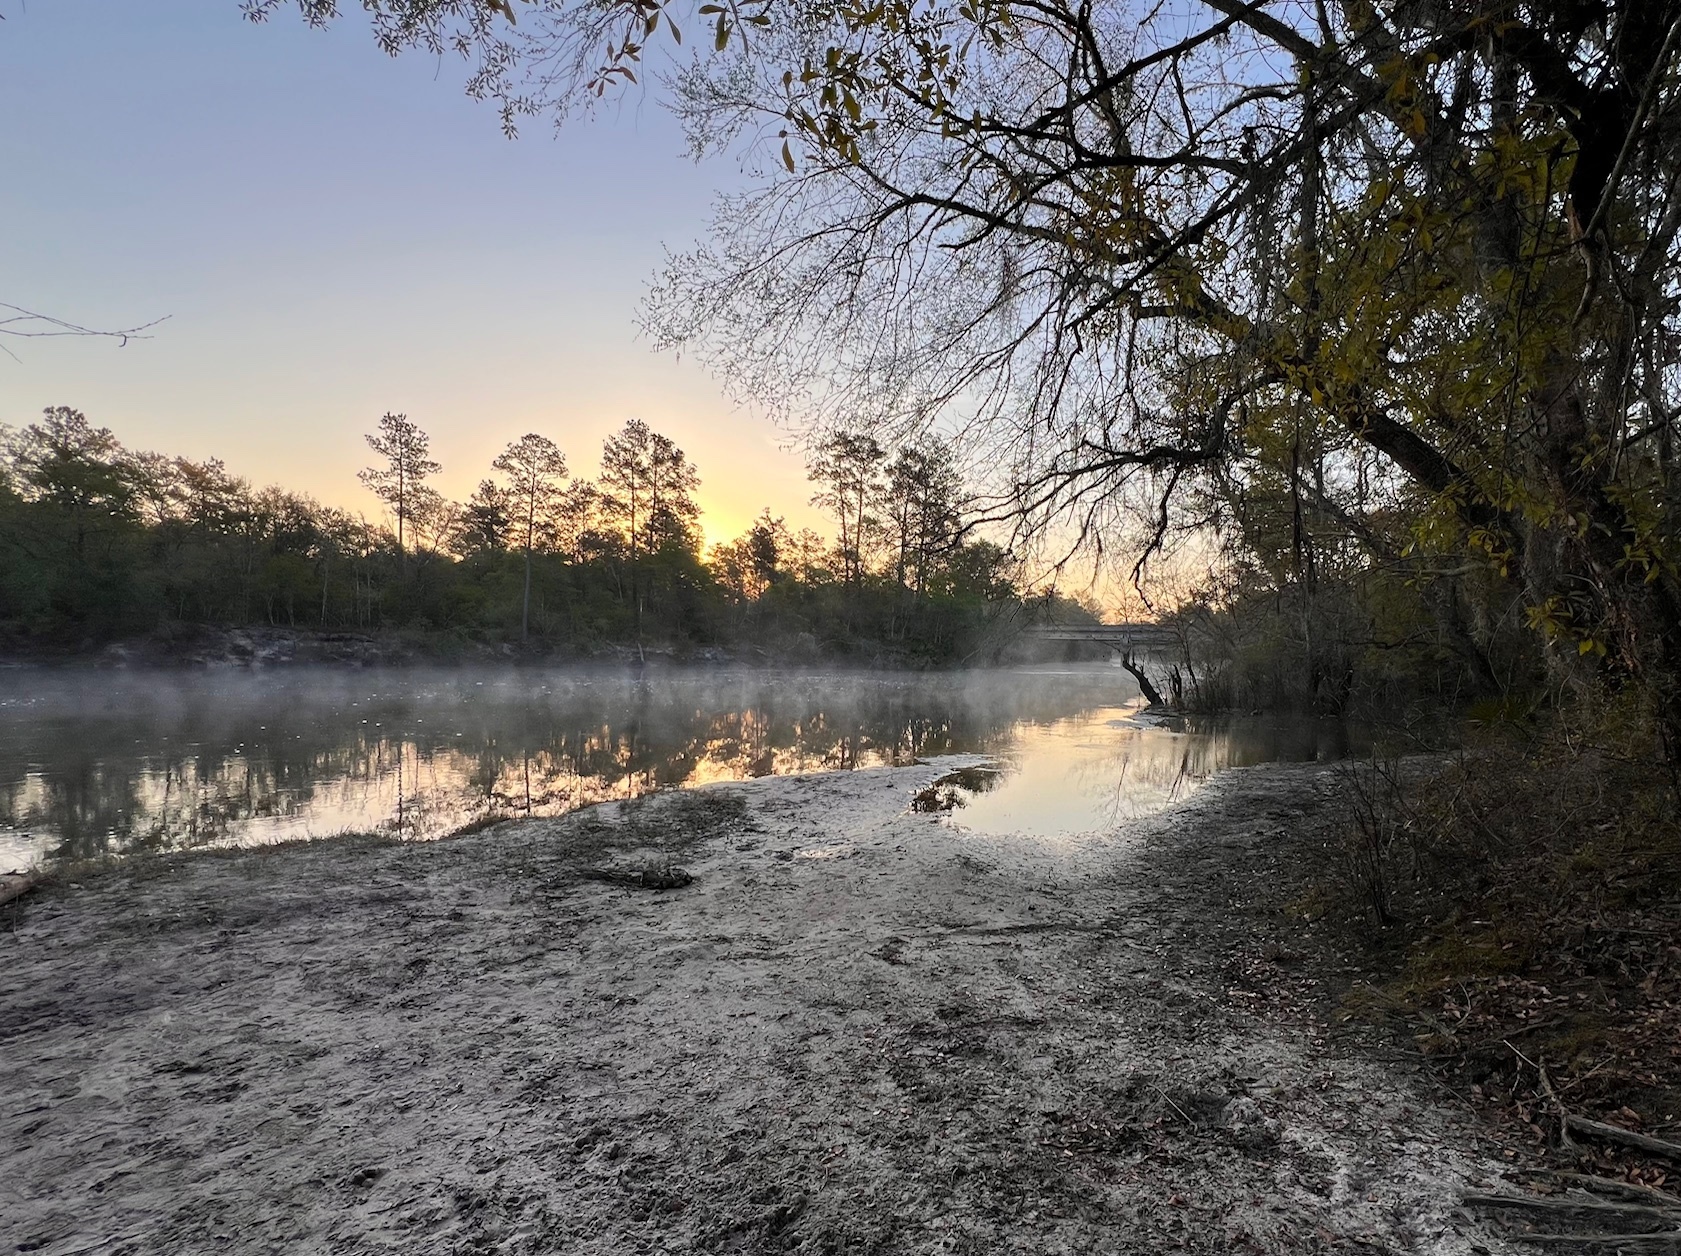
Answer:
(1567, 1116, 1681, 1163)
(1466, 1182, 1681, 1252)
(580, 865, 694, 891)
(0, 873, 37, 908)
(1506, 1235, 1681, 1251)
(1509, 1042, 1681, 1168)
(1517, 1171, 1681, 1209)
(1463, 1192, 1681, 1228)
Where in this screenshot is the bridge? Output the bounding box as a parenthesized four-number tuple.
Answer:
(1022, 622, 1181, 652)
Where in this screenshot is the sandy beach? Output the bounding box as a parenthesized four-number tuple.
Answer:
(2, 760, 1515, 1254)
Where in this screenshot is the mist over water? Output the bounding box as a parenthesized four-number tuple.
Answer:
(0, 664, 1365, 869)
(0, 665, 1112, 867)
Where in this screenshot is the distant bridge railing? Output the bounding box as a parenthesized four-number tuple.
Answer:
(1022, 623, 1182, 652)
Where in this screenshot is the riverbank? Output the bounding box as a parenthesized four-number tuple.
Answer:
(1, 760, 1517, 1254)
(0, 621, 1054, 672)
(0, 624, 752, 670)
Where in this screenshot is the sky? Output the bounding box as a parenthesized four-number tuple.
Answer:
(0, 0, 825, 547)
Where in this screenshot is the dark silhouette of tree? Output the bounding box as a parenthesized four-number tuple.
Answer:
(744, 510, 787, 594)
(4, 407, 138, 560)
(807, 432, 883, 588)
(551, 479, 601, 562)
(358, 412, 440, 567)
(492, 433, 569, 640)
(458, 479, 514, 557)
(878, 442, 962, 598)
(712, 509, 790, 603)
(599, 419, 702, 645)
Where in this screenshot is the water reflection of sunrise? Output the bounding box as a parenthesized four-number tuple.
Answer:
(1, 665, 1147, 869)
(946, 706, 1369, 841)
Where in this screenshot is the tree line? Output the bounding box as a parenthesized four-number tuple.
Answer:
(0, 406, 1037, 661)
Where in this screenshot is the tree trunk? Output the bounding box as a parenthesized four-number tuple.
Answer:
(1118, 651, 1166, 707)
(397, 463, 406, 575)
(522, 546, 532, 641)
(522, 497, 535, 642)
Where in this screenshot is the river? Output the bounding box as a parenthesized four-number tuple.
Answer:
(0, 663, 1366, 869)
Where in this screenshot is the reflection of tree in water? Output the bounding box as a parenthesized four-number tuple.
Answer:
(1050, 712, 1369, 829)
(1073, 735, 1213, 828)
(0, 669, 1133, 864)
(1, 750, 144, 864)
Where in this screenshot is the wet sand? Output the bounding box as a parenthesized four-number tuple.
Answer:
(1, 761, 1515, 1254)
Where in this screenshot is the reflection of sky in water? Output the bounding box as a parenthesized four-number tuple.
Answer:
(1, 665, 1147, 869)
(949, 705, 1368, 841)
(0, 666, 1369, 869)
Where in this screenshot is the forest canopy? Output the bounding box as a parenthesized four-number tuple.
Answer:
(0, 406, 1042, 663)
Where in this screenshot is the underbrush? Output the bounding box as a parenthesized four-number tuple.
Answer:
(1312, 707, 1681, 1187)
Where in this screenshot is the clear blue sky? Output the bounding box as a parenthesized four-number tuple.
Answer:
(0, 0, 822, 544)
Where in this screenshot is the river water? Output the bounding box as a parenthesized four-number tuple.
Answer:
(0, 664, 1366, 870)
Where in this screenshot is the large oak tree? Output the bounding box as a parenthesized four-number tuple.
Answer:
(256, 0, 1681, 746)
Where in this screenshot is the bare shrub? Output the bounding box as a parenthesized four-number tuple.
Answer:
(1332, 757, 1414, 927)
(1320, 703, 1681, 1152)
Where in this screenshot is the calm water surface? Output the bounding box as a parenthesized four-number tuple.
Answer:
(946, 707, 1367, 840)
(0, 664, 1365, 869)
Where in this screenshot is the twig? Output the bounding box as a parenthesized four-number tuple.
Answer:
(0, 302, 168, 346)
(1460, 1017, 1568, 1055)
(1541, 1060, 1578, 1152)
(1147, 1081, 1196, 1128)
(1507, 1040, 1577, 1151)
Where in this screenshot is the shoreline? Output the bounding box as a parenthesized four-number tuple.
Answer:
(0, 623, 1060, 672)
(0, 760, 1518, 1254)
(0, 627, 761, 671)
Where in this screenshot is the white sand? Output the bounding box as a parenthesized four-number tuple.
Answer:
(1, 760, 1516, 1254)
